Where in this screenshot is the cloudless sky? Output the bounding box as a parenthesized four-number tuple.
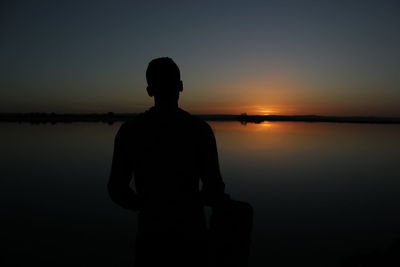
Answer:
(1, 0, 400, 115)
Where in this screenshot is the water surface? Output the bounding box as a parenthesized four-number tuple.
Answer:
(1, 121, 400, 266)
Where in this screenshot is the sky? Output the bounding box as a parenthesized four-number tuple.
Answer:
(1, 0, 400, 116)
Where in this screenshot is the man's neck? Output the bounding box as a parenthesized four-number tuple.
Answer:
(154, 100, 179, 110)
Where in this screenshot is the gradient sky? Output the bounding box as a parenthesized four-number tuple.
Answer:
(1, 0, 400, 115)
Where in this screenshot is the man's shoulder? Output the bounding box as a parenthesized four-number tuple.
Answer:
(179, 109, 213, 131)
(116, 115, 143, 136)
(117, 108, 213, 135)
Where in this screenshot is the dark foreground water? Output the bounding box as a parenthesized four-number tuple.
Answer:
(1, 121, 400, 266)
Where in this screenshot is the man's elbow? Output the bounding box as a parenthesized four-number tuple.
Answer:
(201, 180, 227, 206)
(107, 178, 140, 211)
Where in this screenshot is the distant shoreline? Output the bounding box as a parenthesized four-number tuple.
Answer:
(1, 112, 400, 124)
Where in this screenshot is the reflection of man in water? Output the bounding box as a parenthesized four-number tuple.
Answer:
(108, 57, 226, 266)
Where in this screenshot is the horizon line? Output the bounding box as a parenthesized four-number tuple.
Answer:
(1, 112, 400, 124)
(1, 111, 400, 118)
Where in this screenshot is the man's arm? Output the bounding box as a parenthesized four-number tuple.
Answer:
(108, 123, 141, 211)
(199, 123, 227, 206)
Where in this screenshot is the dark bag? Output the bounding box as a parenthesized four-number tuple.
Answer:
(208, 197, 253, 267)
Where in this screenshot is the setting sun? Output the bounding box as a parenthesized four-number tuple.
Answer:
(259, 109, 272, 115)
(254, 106, 276, 115)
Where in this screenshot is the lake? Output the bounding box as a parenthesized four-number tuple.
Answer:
(1, 121, 400, 266)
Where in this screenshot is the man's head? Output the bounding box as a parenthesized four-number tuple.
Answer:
(146, 57, 183, 106)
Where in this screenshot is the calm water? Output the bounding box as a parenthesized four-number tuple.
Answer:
(1, 121, 400, 266)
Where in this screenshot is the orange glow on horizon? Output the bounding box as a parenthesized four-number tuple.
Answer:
(254, 106, 277, 115)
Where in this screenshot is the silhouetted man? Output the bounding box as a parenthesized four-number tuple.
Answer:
(108, 57, 226, 267)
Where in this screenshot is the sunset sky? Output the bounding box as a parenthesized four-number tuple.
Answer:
(1, 0, 400, 116)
